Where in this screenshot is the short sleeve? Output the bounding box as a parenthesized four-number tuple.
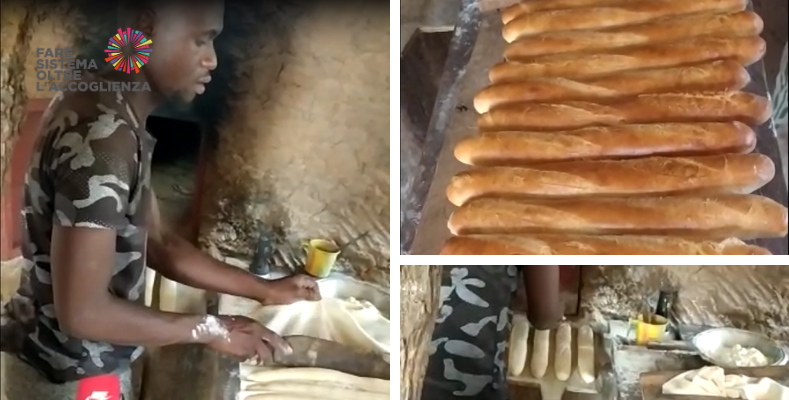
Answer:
(51, 116, 138, 231)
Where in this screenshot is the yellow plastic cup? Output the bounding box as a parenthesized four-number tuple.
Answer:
(635, 314, 668, 345)
(303, 239, 340, 278)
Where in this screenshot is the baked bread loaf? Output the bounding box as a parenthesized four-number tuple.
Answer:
(455, 122, 756, 166)
(504, 11, 763, 59)
(475, 60, 749, 113)
(502, 0, 642, 24)
(477, 92, 771, 132)
(440, 235, 772, 255)
(491, 36, 766, 82)
(446, 154, 775, 206)
(447, 196, 789, 239)
(502, 0, 748, 42)
(454, 123, 757, 166)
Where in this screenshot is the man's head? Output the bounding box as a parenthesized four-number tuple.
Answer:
(118, 0, 224, 103)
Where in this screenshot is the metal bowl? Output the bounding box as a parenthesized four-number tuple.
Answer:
(692, 327, 788, 368)
(318, 275, 390, 318)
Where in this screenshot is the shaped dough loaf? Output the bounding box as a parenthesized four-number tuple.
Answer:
(508, 314, 530, 376)
(577, 325, 595, 384)
(554, 323, 572, 381)
(531, 329, 550, 378)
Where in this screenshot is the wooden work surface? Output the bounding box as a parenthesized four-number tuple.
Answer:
(640, 366, 789, 400)
(506, 312, 616, 399)
(408, 6, 789, 255)
(507, 324, 598, 394)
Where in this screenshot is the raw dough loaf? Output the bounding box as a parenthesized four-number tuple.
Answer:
(554, 323, 572, 381)
(253, 297, 390, 354)
(509, 314, 530, 376)
(239, 367, 390, 400)
(576, 325, 595, 384)
(531, 329, 550, 378)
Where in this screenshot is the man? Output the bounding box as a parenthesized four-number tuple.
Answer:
(421, 266, 562, 400)
(0, 1, 319, 399)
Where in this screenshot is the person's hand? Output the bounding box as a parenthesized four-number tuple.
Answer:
(258, 274, 321, 306)
(206, 315, 291, 364)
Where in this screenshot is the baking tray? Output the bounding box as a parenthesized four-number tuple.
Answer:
(402, 1, 789, 255)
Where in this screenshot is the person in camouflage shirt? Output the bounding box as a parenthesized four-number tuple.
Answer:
(421, 266, 562, 400)
(0, 1, 320, 399)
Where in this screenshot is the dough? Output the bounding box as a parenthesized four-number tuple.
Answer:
(245, 367, 389, 392)
(238, 382, 389, 400)
(714, 344, 770, 367)
(531, 329, 550, 379)
(663, 366, 789, 400)
(554, 323, 572, 381)
(576, 325, 595, 384)
(253, 298, 390, 354)
(508, 314, 529, 376)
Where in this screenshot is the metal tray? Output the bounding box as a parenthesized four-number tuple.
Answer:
(401, 1, 789, 255)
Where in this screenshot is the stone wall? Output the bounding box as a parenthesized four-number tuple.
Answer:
(581, 265, 789, 340)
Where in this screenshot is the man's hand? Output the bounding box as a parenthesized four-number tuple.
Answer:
(207, 315, 291, 364)
(258, 275, 321, 306)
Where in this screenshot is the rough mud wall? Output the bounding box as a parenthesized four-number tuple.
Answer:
(199, 1, 390, 284)
(581, 265, 789, 340)
(0, 2, 34, 193)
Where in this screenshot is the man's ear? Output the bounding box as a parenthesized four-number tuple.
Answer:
(136, 8, 158, 39)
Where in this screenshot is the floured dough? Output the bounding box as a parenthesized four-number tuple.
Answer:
(554, 323, 572, 381)
(508, 314, 529, 376)
(714, 344, 770, 367)
(531, 329, 550, 379)
(577, 325, 595, 384)
(253, 297, 389, 354)
(238, 367, 389, 400)
(663, 366, 789, 400)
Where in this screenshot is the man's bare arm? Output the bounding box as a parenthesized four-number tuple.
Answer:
(521, 265, 563, 330)
(50, 226, 206, 346)
(145, 190, 269, 300)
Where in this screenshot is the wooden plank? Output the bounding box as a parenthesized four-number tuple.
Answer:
(409, 5, 788, 255)
(410, 12, 501, 255)
(640, 366, 789, 400)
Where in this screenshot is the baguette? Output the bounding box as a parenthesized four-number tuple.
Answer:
(502, 0, 748, 42)
(504, 11, 763, 59)
(475, 60, 749, 113)
(502, 0, 640, 24)
(454, 123, 757, 166)
(491, 36, 766, 82)
(447, 196, 789, 239)
(446, 154, 775, 206)
(477, 92, 771, 132)
(439, 235, 773, 255)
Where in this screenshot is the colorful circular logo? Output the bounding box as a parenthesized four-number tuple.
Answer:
(104, 28, 152, 74)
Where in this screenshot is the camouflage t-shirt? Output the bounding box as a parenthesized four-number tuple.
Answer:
(0, 82, 155, 383)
